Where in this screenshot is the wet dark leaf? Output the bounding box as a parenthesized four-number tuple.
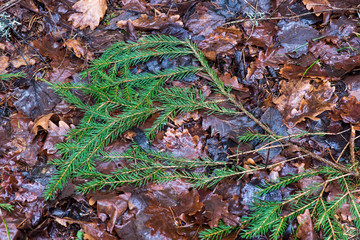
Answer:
(202, 114, 257, 140)
(12, 82, 60, 119)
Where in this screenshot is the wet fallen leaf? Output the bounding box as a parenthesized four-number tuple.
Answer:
(203, 193, 240, 227)
(6, 113, 40, 167)
(198, 26, 242, 61)
(12, 82, 61, 119)
(331, 96, 360, 129)
(296, 209, 319, 240)
(117, 13, 182, 30)
(343, 75, 360, 102)
(277, 20, 319, 57)
(156, 128, 205, 159)
(309, 41, 360, 73)
(96, 193, 131, 233)
(122, 0, 151, 13)
(185, 2, 224, 37)
(273, 80, 337, 127)
(243, 21, 277, 49)
(68, 0, 108, 30)
(202, 114, 256, 140)
(43, 120, 73, 155)
(63, 39, 94, 60)
(323, 16, 357, 44)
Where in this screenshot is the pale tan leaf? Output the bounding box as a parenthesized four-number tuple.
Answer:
(0, 55, 9, 73)
(68, 0, 107, 30)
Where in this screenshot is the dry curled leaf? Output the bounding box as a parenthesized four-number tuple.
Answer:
(32, 113, 54, 135)
(68, 0, 107, 30)
(63, 39, 94, 60)
(10, 51, 36, 69)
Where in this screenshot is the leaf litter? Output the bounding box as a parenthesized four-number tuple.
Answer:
(0, 0, 360, 239)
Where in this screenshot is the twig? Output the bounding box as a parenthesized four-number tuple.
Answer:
(350, 124, 358, 172)
(225, 6, 360, 25)
(0, 0, 19, 13)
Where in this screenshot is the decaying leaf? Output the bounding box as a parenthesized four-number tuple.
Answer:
(332, 96, 360, 129)
(197, 26, 242, 61)
(117, 13, 182, 30)
(68, 0, 108, 30)
(203, 193, 240, 227)
(185, 2, 224, 37)
(160, 128, 204, 159)
(121, 0, 150, 13)
(273, 80, 337, 127)
(202, 114, 256, 140)
(96, 193, 131, 233)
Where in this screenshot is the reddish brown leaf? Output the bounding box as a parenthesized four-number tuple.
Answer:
(203, 193, 240, 227)
(296, 209, 319, 240)
(173, 189, 204, 219)
(280, 63, 333, 81)
(95, 193, 131, 233)
(198, 26, 242, 61)
(219, 72, 247, 91)
(243, 21, 277, 48)
(332, 96, 360, 128)
(145, 205, 186, 239)
(68, 0, 108, 30)
(309, 41, 360, 73)
(247, 47, 288, 80)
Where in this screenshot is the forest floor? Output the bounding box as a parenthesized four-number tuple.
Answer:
(0, 0, 360, 239)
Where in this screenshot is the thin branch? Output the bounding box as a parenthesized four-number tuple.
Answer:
(225, 6, 360, 25)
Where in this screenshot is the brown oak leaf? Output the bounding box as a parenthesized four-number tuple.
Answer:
(273, 80, 337, 128)
(68, 0, 107, 30)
